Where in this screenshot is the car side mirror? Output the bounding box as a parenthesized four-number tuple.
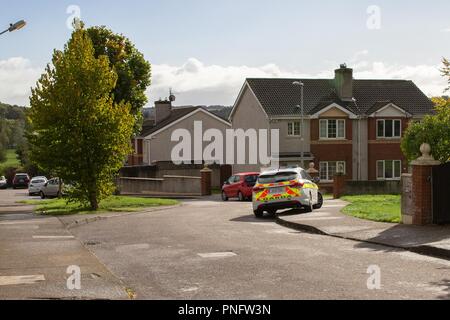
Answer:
(224, 181, 229, 185)
(45, 182, 48, 187)
(313, 177, 321, 184)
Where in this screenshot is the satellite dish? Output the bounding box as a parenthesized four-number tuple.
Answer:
(169, 88, 176, 102)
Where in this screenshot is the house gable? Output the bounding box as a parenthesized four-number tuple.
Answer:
(369, 103, 411, 118)
(229, 82, 269, 123)
(311, 103, 357, 119)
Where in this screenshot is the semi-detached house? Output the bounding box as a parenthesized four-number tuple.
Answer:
(229, 64, 434, 183)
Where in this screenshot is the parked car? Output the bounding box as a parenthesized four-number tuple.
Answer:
(28, 177, 48, 196)
(0, 176, 7, 189)
(12, 173, 30, 189)
(222, 172, 260, 201)
(252, 167, 323, 218)
(40, 178, 64, 199)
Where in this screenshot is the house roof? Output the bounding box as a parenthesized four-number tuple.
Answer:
(245, 78, 434, 117)
(139, 106, 231, 138)
(139, 107, 199, 137)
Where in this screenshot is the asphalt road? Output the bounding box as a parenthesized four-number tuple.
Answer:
(68, 196, 450, 300)
(1, 189, 449, 300)
(0, 189, 127, 300)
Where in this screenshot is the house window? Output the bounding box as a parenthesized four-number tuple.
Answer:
(288, 122, 302, 136)
(377, 120, 401, 138)
(319, 161, 346, 181)
(377, 160, 402, 180)
(320, 119, 345, 139)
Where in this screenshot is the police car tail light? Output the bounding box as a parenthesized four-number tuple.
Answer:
(291, 182, 304, 188)
(253, 186, 264, 192)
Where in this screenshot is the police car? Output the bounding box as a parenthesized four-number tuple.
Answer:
(252, 167, 323, 217)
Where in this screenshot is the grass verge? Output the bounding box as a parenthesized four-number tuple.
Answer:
(341, 195, 401, 223)
(20, 196, 179, 216)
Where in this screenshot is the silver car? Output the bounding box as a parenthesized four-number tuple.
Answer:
(252, 167, 323, 217)
(40, 178, 64, 199)
(0, 176, 7, 189)
(28, 177, 48, 196)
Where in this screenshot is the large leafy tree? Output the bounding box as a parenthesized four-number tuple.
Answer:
(28, 27, 135, 210)
(86, 26, 152, 133)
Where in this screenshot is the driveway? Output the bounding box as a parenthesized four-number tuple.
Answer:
(68, 196, 450, 300)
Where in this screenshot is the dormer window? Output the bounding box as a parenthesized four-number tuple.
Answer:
(320, 119, 345, 139)
(377, 120, 401, 139)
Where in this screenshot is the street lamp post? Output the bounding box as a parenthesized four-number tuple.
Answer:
(293, 81, 305, 168)
(0, 20, 27, 36)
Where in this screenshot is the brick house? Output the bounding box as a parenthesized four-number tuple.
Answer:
(229, 64, 434, 183)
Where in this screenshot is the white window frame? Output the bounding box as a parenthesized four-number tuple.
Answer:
(319, 119, 346, 140)
(377, 160, 402, 181)
(376, 119, 402, 139)
(319, 161, 346, 182)
(288, 121, 302, 137)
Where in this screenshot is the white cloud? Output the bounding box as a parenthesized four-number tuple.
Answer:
(0, 57, 43, 106)
(0, 55, 447, 108)
(441, 27, 450, 32)
(149, 56, 447, 106)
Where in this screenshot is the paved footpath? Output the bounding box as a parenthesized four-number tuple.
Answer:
(0, 189, 128, 300)
(277, 199, 450, 260)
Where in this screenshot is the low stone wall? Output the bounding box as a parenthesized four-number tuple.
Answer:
(343, 180, 401, 195)
(118, 175, 202, 196)
(120, 162, 224, 188)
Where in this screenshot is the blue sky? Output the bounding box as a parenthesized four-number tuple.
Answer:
(1, 0, 449, 106)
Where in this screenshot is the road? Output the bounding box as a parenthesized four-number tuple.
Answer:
(0, 189, 127, 300)
(1, 189, 449, 300)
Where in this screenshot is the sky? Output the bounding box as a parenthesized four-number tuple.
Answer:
(0, 0, 449, 107)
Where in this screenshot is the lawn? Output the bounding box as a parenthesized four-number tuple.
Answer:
(341, 195, 401, 223)
(20, 196, 179, 216)
(0, 149, 20, 173)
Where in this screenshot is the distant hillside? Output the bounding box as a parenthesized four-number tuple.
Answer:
(0, 102, 26, 121)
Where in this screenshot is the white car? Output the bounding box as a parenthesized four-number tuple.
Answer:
(40, 178, 64, 199)
(252, 167, 323, 217)
(28, 177, 48, 196)
(0, 176, 7, 189)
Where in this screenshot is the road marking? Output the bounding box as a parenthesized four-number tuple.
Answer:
(0, 275, 45, 286)
(32, 236, 75, 240)
(198, 252, 237, 259)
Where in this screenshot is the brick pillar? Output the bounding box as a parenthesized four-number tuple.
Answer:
(201, 166, 213, 196)
(333, 174, 346, 199)
(410, 143, 440, 225)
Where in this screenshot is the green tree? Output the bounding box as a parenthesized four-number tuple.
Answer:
(86, 26, 152, 133)
(402, 97, 450, 163)
(28, 27, 135, 210)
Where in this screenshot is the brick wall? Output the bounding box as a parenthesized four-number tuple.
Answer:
(411, 165, 433, 225)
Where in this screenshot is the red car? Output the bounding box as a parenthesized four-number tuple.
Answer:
(222, 172, 260, 201)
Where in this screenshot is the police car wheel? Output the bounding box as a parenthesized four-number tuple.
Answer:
(304, 197, 313, 213)
(313, 193, 324, 209)
(254, 210, 264, 218)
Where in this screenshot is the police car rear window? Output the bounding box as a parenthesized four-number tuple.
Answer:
(258, 172, 298, 184)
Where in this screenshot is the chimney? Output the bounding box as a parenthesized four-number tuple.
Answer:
(334, 64, 354, 101)
(154, 99, 172, 124)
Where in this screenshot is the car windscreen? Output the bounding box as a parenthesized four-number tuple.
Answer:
(31, 179, 46, 184)
(258, 172, 298, 184)
(244, 175, 259, 185)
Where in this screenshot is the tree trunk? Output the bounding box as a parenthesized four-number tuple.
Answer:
(89, 192, 99, 211)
